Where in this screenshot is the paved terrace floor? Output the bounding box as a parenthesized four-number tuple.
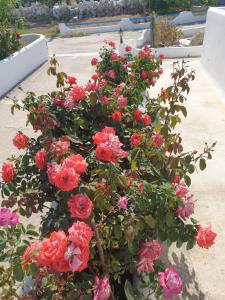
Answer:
(1, 31, 225, 299)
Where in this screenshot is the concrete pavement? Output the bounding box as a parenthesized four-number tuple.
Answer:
(1, 32, 225, 299)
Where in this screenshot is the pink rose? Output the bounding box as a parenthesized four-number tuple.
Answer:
(93, 276, 111, 300)
(0, 208, 19, 227)
(136, 257, 154, 273)
(138, 240, 163, 261)
(195, 225, 217, 249)
(159, 267, 183, 299)
(152, 133, 164, 148)
(68, 194, 93, 219)
(117, 95, 128, 108)
(176, 195, 195, 219)
(119, 196, 128, 209)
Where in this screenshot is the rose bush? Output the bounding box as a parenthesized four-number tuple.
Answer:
(0, 41, 217, 299)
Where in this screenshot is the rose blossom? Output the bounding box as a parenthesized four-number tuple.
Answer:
(117, 95, 128, 108)
(91, 58, 98, 66)
(68, 194, 93, 219)
(23, 241, 41, 268)
(35, 149, 47, 170)
(38, 231, 70, 272)
(141, 114, 152, 126)
(112, 111, 122, 122)
(159, 53, 166, 60)
(2, 162, 14, 182)
(195, 225, 217, 249)
(141, 70, 148, 79)
(51, 140, 70, 158)
(64, 243, 90, 272)
(125, 45, 132, 52)
(105, 69, 117, 79)
(67, 76, 77, 85)
(69, 85, 86, 102)
(13, 131, 29, 150)
(130, 133, 142, 147)
(136, 258, 154, 273)
(50, 165, 80, 191)
(100, 96, 110, 105)
(110, 53, 117, 60)
(0, 208, 19, 227)
(158, 67, 164, 75)
(93, 276, 111, 300)
(176, 195, 195, 219)
(95, 144, 113, 162)
(119, 196, 128, 209)
(150, 77, 157, 85)
(133, 109, 142, 121)
(62, 154, 87, 174)
(68, 221, 93, 247)
(159, 267, 183, 299)
(138, 240, 163, 261)
(152, 133, 164, 148)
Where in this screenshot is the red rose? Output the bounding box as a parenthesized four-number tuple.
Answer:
(100, 96, 110, 105)
(91, 58, 98, 66)
(125, 45, 132, 52)
(133, 109, 142, 121)
(68, 194, 93, 219)
(141, 70, 148, 79)
(13, 131, 29, 150)
(141, 114, 152, 126)
(110, 53, 117, 60)
(2, 162, 14, 182)
(150, 77, 157, 85)
(67, 76, 77, 85)
(196, 225, 217, 249)
(68, 221, 93, 247)
(112, 111, 122, 122)
(69, 86, 86, 102)
(92, 132, 108, 145)
(95, 144, 113, 162)
(23, 241, 41, 269)
(53, 166, 80, 191)
(62, 154, 87, 174)
(130, 133, 142, 147)
(38, 231, 69, 270)
(35, 149, 47, 170)
(51, 140, 70, 158)
(159, 53, 166, 60)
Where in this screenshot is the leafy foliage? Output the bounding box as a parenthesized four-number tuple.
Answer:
(0, 43, 215, 299)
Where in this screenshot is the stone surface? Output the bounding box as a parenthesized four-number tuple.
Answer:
(0, 32, 225, 299)
(191, 30, 204, 46)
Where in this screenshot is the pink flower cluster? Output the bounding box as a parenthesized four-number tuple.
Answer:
(23, 221, 93, 273)
(92, 127, 127, 163)
(0, 208, 19, 227)
(136, 240, 163, 273)
(159, 267, 183, 299)
(172, 176, 195, 219)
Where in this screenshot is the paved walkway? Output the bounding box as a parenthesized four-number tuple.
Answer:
(1, 32, 225, 299)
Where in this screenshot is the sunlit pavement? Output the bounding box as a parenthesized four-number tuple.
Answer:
(1, 31, 225, 299)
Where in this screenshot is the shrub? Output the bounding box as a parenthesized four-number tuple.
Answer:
(0, 22, 21, 60)
(153, 18, 182, 47)
(0, 42, 216, 299)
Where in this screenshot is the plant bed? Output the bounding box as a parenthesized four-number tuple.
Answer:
(0, 34, 48, 99)
(0, 41, 216, 300)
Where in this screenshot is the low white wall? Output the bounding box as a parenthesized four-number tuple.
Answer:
(119, 43, 202, 58)
(136, 29, 150, 48)
(201, 7, 225, 94)
(59, 18, 150, 37)
(0, 34, 48, 99)
(171, 11, 206, 25)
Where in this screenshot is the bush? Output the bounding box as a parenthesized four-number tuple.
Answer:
(0, 42, 216, 299)
(0, 22, 21, 60)
(153, 18, 183, 47)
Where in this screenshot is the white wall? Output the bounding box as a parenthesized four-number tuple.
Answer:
(0, 34, 48, 99)
(171, 11, 206, 25)
(201, 7, 225, 94)
(59, 18, 150, 37)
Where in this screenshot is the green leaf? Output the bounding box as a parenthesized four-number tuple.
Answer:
(29, 262, 39, 277)
(144, 215, 156, 228)
(26, 230, 39, 237)
(13, 262, 24, 282)
(199, 158, 206, 171)
(124, 280, 137, 300)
